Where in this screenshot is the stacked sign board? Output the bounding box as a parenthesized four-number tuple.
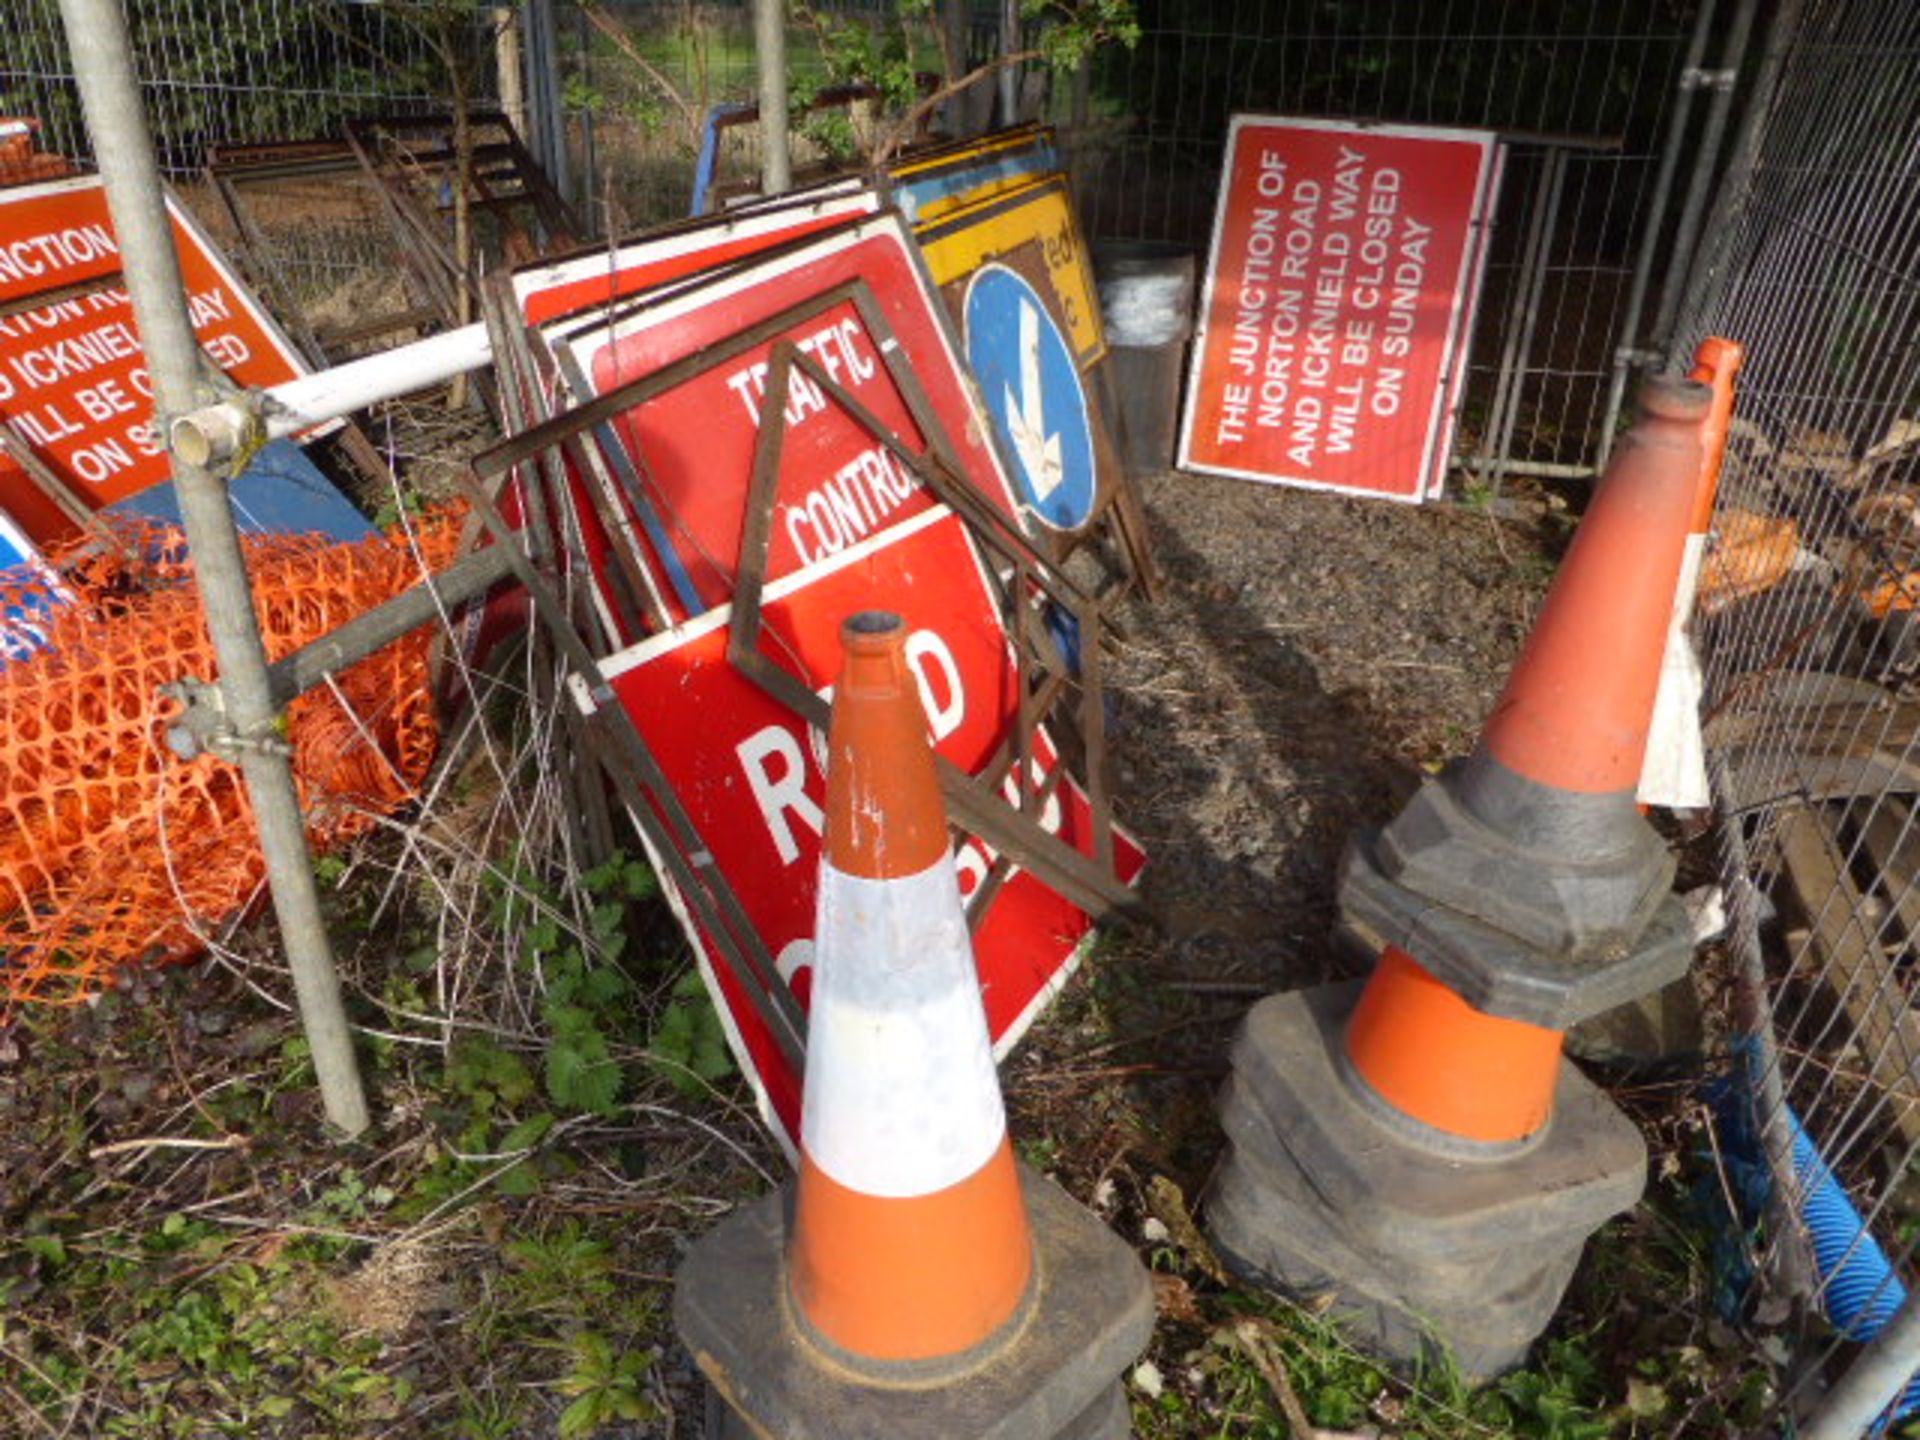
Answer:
(1180, 116, 1502, 503)
(497, 128, 1149, 1152)
(0, 174, 318, 544)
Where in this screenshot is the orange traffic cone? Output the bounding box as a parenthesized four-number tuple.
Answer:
(1344, 945, 1565, 1145)
(1639, 338, 1746, 809)
(1209, 381, 1706, 1379)
(675, 611, 1152, 1439)
(1342, 374, 1711, 1029)
(787, 611, 1033, 1363)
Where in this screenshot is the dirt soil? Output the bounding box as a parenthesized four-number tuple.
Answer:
(996, 468, 1569, 1220)
(1109, 470, 1554, 989)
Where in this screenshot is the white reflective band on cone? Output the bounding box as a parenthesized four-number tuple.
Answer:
(1638, 533, 1710, 808)
(800, 854, 1007, 1199)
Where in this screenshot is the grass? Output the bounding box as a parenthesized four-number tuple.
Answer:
(0, 775, 1783, 1440)
(0, 810, 752, 1435)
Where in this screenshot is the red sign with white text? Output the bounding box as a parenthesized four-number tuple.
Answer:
(511, 184, 878, 327)
(586, 506, 1146, 1152)
(0, 175, 309, 543)
(1179, 116, 1497, 503)
(546, 214, 1023, 622)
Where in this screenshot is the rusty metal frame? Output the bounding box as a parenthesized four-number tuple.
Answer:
(448, 460, 808, 1076)
(202, 139, 441, 363)
(728, 309, 1131, 920)
(466, 276, 1137, 922)
(200, 138, 428, 491)
(345, 110, 582, 291)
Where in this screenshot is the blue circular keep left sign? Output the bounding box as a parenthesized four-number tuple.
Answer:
(964, 264, 1097, 532)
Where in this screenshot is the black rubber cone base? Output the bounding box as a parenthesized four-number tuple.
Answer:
(1205, 984, 1645, 1379)
(703, 1378, 1131, 1439)
(1341, 834, 1695, 1030)
(678, 1166, 1153, 1440)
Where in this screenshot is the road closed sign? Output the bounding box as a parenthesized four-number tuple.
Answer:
(1179, 116, 1499, 502)
(579, 505, 1146, 1151)
(0, 175, 310, 543)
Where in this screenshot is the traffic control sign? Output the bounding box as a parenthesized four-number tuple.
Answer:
(544, 212, 1026, 623)
(0, 174, 311, 544)
(576, 505, 1146, 1152)
(964, 262, 1097, 532)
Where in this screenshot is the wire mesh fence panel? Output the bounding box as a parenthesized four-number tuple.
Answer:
(1680, 0, 1920, 1427)
(0, 0, 460, 176)
(1052, 0, 1703, 480)
(557, 0, 908, 234)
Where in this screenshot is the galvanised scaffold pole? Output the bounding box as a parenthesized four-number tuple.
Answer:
(55, 0, 370, 1137)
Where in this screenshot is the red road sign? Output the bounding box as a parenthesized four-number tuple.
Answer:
(581, 505, 1146, 1151)
(0, 174, 309, 544)
(512, 185, 878, 327)
(1179, 116, 1499, 503)
(545, 213, 1024, 622)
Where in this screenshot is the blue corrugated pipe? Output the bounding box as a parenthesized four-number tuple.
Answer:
(1716, 1039, 1920, 1429)
(1786, 1107, 1920, 1424)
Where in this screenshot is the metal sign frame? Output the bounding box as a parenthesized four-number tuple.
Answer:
(536, 211, 1029, 623)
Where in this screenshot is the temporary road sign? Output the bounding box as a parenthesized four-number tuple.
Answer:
(1178, 115, 1499, 503)
(915, 171, 1107, 365)
(577, 504, 1146, 1151)
(963, 262, 1097, 532)
(916, 184, 1158, 590)
(0, 174, 311, 544)
(545, 212, 1024, 623)
(886, 124, 1058, 227)
(0, 504, 63, 663)
(512, 184, 879, 327)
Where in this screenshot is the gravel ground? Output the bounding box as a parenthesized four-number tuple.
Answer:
(1104, 468, 1562, 993)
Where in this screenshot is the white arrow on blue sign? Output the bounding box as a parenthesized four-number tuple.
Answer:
(963, 263, 1098, 533)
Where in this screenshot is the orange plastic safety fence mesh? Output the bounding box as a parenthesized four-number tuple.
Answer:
(0, 513, 462, 1008)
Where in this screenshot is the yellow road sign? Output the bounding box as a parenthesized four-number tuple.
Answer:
(914, 172, 1107, 366)
(886, 125, 1058, 228)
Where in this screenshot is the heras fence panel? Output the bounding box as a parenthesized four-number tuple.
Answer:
(1682, 0, 1920, 1431)
(1056, 0, 1707, 484)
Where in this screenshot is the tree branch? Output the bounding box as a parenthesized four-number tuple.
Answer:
(579, 1, 705, 149)
(872, 47, 1047, 165)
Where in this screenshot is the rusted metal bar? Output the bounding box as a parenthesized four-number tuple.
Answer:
(265, 546, 517, 707)
(452, 465, 808, 1074)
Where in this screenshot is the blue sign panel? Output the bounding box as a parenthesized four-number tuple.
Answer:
(963, 264, 1096, 532)
(0, 507, 61, 664)
(108, 439, 375, 543)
